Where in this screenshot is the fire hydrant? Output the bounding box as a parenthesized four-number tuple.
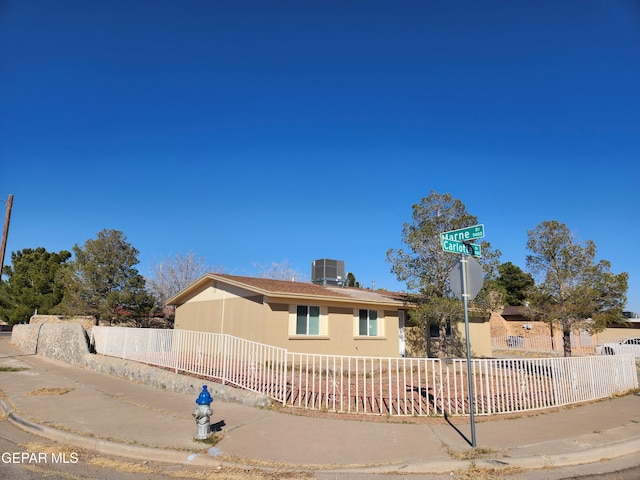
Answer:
(192, 385, 213, 440)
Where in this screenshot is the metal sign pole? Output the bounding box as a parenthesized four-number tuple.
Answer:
(441, 226, 484, 448)
(461, 249, 477, 447)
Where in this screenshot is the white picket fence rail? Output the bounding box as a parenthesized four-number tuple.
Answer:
(92, 327, 638, 417)
(91, 326, 289, 402)
(491, 333, 596, 354)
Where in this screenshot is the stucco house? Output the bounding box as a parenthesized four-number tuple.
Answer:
(491, 306, 640, 348)
(596, 311, 640, 343)
(169, 273, 413, 357)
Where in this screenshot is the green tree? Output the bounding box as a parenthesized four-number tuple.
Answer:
(345, 272, 360, 288)
(386, 191, 501, 358)
(57, 229, 154, 324)
(525, 220, 628, 357)
(0, 247, 71, 324)
(494, 262, 534, 306)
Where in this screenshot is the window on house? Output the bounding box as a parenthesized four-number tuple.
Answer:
(296, 305, 320, 335)
(430, 318, 452, 338)
(359, 309, 378, 336)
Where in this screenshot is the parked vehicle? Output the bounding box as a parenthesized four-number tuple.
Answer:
(599, 338, 640, 358)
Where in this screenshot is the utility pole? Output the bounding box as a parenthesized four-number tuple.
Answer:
(0, 194, 14, 281)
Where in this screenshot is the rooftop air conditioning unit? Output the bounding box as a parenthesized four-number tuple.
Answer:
(311, 259, 345, 286)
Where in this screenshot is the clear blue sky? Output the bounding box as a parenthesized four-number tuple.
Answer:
(1, 1, 639, 313)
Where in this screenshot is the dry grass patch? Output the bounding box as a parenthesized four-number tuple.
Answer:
(87, 459, 314, 480)
(452, 466, 523, 479)
(22, 442, 86, 457)
(0, 366, 28, 372)
(88, 457, 156, 474)
(26, 387, 74, 396)
(444, 444, 505, 461)
(167, 467, 314, 480)
(193, 433, 224, 446)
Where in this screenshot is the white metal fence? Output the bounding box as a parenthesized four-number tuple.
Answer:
(91, 327, 289, 403)
(492, 333, 596, 355)
(92, 327, 638, 417)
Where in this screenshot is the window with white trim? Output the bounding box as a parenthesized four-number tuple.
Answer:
(296, 305, 320, 335)
(358, 309, 378, 336)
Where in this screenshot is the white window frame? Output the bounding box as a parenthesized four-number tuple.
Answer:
(356, 309, 382, 337)
(289, 305, 327, 336)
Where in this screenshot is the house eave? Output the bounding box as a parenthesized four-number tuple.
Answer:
(168, 273, 412, 309)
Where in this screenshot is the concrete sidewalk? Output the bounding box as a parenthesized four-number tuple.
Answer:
(1, 336, 639, 476)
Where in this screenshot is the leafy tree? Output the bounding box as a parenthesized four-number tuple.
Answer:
(386, 191, 501, 358)
(0, 247, 71, 324)
(494, 262, 534, 306)
(345, 272, 360, 288)
(57, 229, 154, 324)
(147, 251, 213, 316)
(525, 220, 628, 357)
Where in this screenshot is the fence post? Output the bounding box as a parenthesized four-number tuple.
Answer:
(173, 330, 180, 374)
(484, 360, 492, 415)
(281, 349, 288, 406)
(221, 334, 228, 385)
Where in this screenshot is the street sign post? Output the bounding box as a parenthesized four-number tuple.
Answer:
(440, 224, 485, 448)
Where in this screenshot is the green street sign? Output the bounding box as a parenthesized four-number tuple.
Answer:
(441, 238, 482, 257)
(440, 224, 485, 243)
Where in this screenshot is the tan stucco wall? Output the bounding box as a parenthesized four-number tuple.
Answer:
(174, 282, 268, 343)
(174, 280, 403, 357)
(596, 326, 640, 343)
(391, 314, 491, 359)
(455, 316, 492, 358)
(281, 305, 401, 357)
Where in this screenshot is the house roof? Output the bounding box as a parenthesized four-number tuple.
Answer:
(168, 273, 411, 308)
(501, 306, 525, 317)
(500, 306, 640, 324)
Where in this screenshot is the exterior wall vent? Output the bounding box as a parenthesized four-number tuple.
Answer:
(311, 259, 345, 286)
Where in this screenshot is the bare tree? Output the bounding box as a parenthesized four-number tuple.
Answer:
(253, 259, 307, 282)
(147, 252, 217, 314)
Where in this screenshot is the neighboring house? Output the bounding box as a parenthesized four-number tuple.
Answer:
(596, 311, 640, 343)
(496, 306, 550, 336)
(491, 306, 640, 348)
(168, 273, 412, 357)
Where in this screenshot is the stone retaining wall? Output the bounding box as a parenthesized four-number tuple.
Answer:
(10, 324, 43, 354)
(10, 323, 269, 408)
(30, 314, 96, 331)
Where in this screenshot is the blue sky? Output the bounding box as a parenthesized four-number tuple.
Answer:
(1, 1, 639, 312)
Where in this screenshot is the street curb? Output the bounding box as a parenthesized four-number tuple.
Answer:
(321, 435, 640, 475)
